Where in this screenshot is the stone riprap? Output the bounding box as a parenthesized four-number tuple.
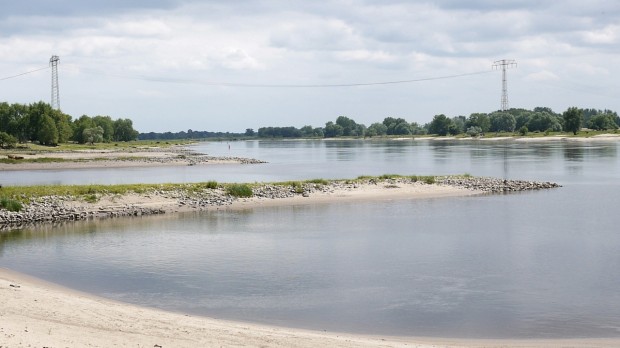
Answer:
(0, 176, 560, 228)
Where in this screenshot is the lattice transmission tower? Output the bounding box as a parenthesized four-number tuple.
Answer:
(492, 59, 516, 111)
(50, 55, 60, 110)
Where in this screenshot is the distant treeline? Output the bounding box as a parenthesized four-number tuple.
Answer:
(0, 101, 139, 147)
(137, 106, 619, 141)
(138, 130, 246, 140)
(245, 107, 619, 139)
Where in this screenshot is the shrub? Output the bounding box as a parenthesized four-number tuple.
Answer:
(466, 126, 482, 137)
(518, 126, 528, 136)
(0, 197, 23, 212)
(421, 176, 435, 184)
(205, 181, 218, 189)
(290, 181, 304, 194)
(226, 184, 253, 197)
(83, 194, 99, 203)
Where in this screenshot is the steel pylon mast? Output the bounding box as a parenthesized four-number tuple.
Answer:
(492, 59, 516, 111)
(50, 55, 60, 110)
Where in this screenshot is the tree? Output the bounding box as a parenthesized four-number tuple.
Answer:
(245, 128, 256, 137)
(335, 116, 365, 136)
(324, 121, 344, 137)
(466, 126, 482, 137)
(367, 122, 388, 137)
(383, 117, 411, 135)
(466, 113, 491, 133)
(563, 107, 583, 135)
(73, 115, 96, 144)
(113, 118, 139, 141)
(0, 131, 17, 148)
(83, 126, 104, 145)
(589, 114, 619, 130)
(93, 116, 115, 142)
(37, 114, 59, 146)
(489, 112, 516, 132)
(428, 114, 453, 136)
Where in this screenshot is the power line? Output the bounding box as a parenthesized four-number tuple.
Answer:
(78, 68, 494, 88)
(0, 66, 49, 81)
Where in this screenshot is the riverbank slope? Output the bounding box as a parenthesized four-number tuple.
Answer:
(2, 268, 618, 348)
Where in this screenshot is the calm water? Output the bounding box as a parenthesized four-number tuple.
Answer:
(1, 139, 620, 338)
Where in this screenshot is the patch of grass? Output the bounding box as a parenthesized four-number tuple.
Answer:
(378, 174, 401, 180)
(0, 157, 67, 164)
(83, 194, 99, 203)
(356, 175, 374, 180)
(0, 197, 23, 212)
(204, 181, 218, 189)
(306, 178, 330, 185)
(225, 183, 253, 198)
(421, 176, 436, 184)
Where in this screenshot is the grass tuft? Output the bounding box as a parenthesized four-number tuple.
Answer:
(0, 197, 23, 212)
(225, 183, 253, 198)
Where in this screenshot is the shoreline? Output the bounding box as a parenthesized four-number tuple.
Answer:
(1, 177, 560, 228)
(2, 267, 619, 348)
(2, 134, 620, 171)
(0, 146, 265, 171)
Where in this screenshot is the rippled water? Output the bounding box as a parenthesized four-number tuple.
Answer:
(1, 139, 620, 338)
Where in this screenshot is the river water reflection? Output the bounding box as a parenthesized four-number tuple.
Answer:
(1, 139, 620, 338)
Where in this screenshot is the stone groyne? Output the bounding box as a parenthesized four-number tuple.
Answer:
(0, 177, 560, 229)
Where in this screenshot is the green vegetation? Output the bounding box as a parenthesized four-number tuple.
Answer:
(0, 197, 23, 212)
(0, 101, 139, 147)
(205, 181, 218, 189)
(0, 157, 67, 164)
(221, 106, 619, 140)
(306, 178, 330, 185)
(225, 183, 254, 197)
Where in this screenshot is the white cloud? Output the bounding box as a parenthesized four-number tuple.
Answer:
(1, 0, 619, 132)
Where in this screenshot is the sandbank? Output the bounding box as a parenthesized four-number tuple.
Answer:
(2, 268, 619, 348)
(0, 147, 261, 171)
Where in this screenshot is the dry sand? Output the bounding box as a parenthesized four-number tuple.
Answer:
(2, 268, 619, 348)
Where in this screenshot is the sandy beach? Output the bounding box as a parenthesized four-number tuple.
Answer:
(1, 267, 618, 348)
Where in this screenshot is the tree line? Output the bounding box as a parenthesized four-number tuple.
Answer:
(0, 101, 139, 148)
(251, 107, 619, 139)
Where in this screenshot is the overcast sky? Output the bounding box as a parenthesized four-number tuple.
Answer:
(1, 0, 618, 133)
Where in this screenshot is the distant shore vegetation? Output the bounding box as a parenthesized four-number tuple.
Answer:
(2, 101, 619, 149)
(138, 106, 619, 141)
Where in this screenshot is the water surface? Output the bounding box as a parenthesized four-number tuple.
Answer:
(1, 139, 619, 338)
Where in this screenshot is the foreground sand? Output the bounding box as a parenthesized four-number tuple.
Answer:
(2, 268, 619, 348)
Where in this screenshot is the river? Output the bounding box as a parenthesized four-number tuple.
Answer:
(1, 138, 619, 338)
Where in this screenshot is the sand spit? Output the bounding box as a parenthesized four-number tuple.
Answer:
(0, 146, 265, 171)
(0, 177, 560, 228)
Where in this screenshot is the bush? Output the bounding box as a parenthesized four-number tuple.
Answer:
(466, 126, 482, 137)
(0, 197, 23, 212)
(205, 181, 218, 189)
(421, 176, 435, 184)
(518, 126, 528, 136)
(226, 184, 253, 197)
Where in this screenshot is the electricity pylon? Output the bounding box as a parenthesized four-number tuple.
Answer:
(492, 59, 516, 111)
(50, 55, 60, 110)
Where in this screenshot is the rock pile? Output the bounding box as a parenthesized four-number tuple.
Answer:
(437, 176, 560, 193)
